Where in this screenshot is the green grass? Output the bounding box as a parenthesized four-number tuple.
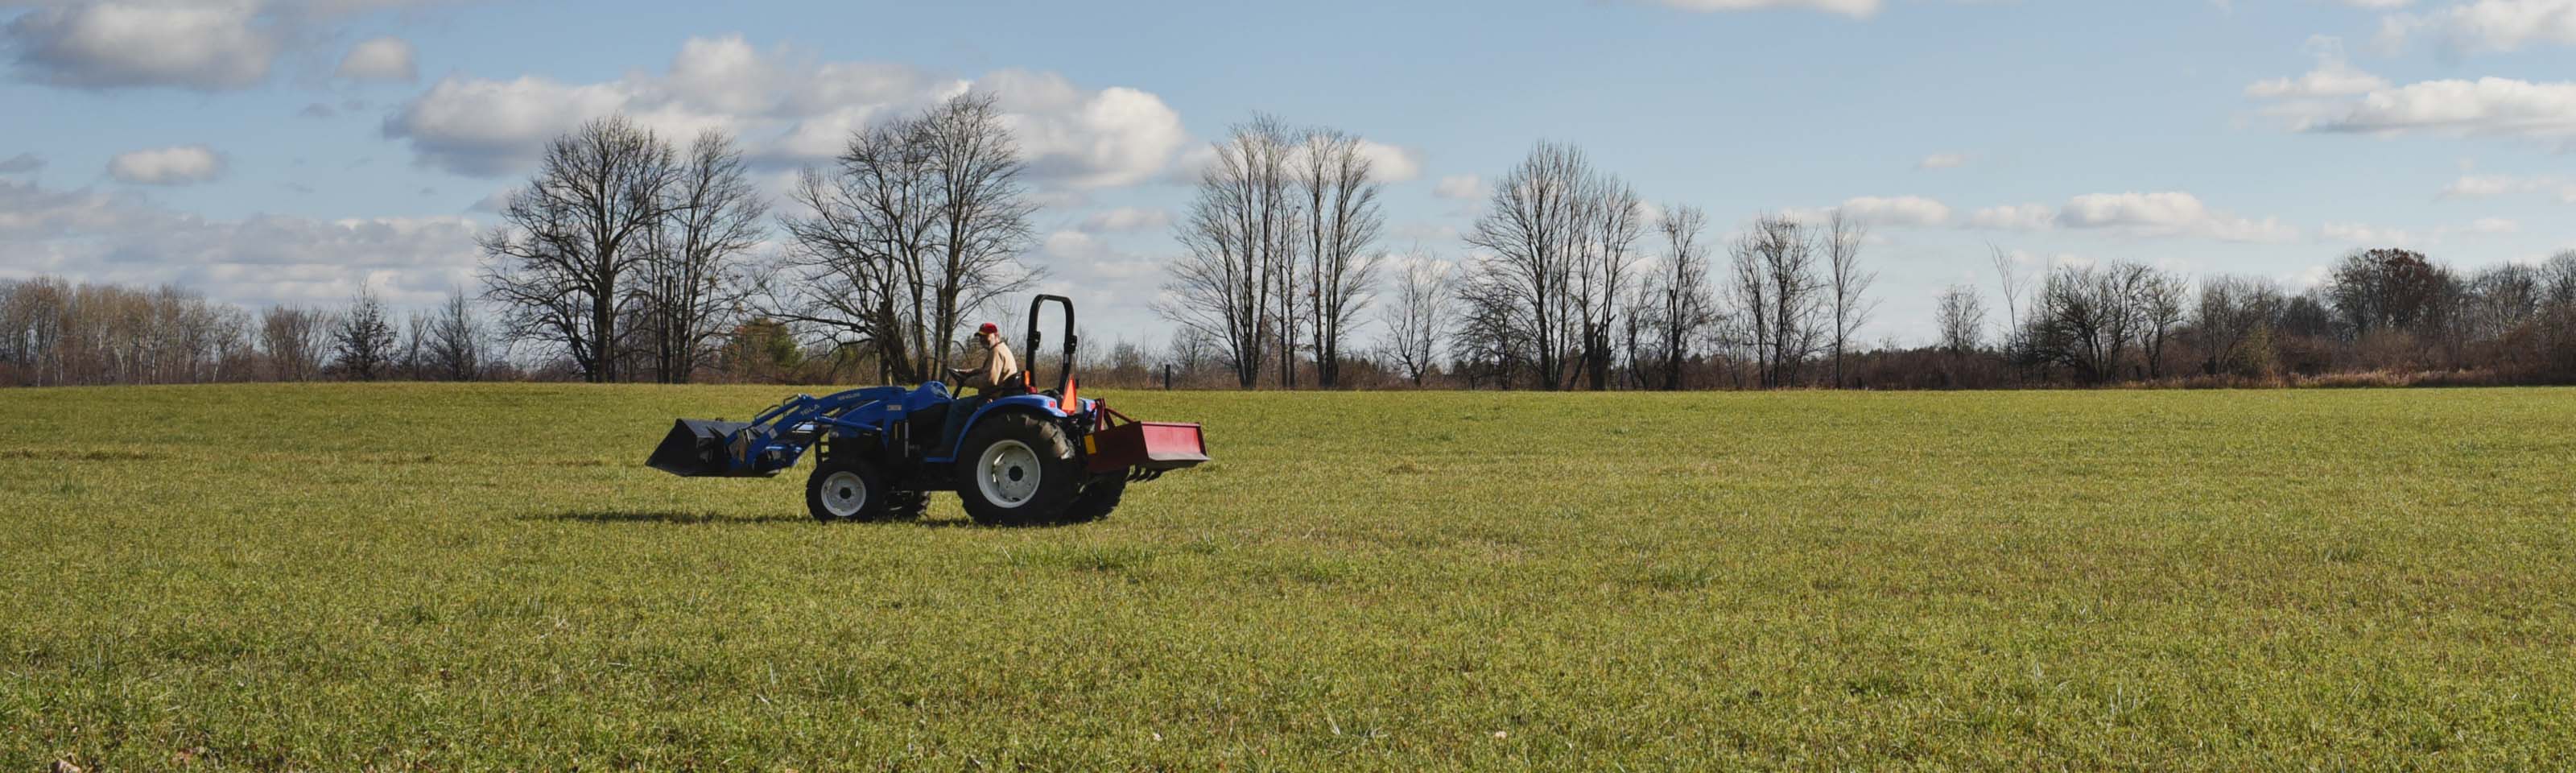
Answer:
(3, 384, 2573, 770)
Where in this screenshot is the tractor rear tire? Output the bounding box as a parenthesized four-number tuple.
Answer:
(953, 411, 1081, 527)
(807, 457, 890, 523)
(1058, 473, 1127, 524)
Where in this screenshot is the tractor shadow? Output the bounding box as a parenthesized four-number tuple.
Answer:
(525, 510, 806, 525)
(523, 511, 1018, 528)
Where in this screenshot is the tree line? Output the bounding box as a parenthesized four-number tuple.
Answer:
(0, 278, 496, 386)
(1166, 135, 2576, 391)
(8, 112, 2575, 390)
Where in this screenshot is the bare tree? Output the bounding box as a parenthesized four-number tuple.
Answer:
(2134, 265, 2188, 379)
(332, 288, 398, 381)
(399, 309, 431, 379)
(1379, 251, 1451, 386)
(2021, 262, 2158, 383)
(921, 93, 1041, 374)
(424, 287, 485, 381)
(637, 130, 765, 384)
(775, 94, 1038, 385)
(1731, 215, 1826, 388)
(260, 305, 332, 381)
(1296, 126, 1386, 389)
(1644, 204, 1718, 390)
(1824, 211, 1875, 388)
(1461, 141, 1610, 390)
(1575, 177, 1644, 390)
(1157, 114, 1298, 389)
(481, 114, 677, 382)
(1936, 284, 1985, 354)
(2194, 275, 2283, 374)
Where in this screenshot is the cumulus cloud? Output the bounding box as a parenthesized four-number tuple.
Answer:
(1915, 153, 1967, 170)
(1642, 0, 1883, 19)
(1790, 195, 1952, 227)
(1837, 195, 1952, 226)
(1353, 140, 1422, 182)
(2467, 216, 2520, 234)
(2319, 221, 2417, 245)
(2442, 173, 2576, 201)
(2250, 38, 2576, 146)
(383, 35, 1191, 188)
(2, 2, 281, 89)
(1971, 192, 2298, 242)
(0, 179, 481, 307)
(107, 145, 227, 184)
(1038, 229, 1160, 281)
(1970, 204, 2056, 231)
(2295, 77, 2576, 143)
(335, 35, 414, 81)
(1433, 174, 1483, 200)
(2244, 36, 2388, 99)
(2056, 192, 2299, 242)
(0, 152, 41, 174)
(2376, 0, 2576, 55)
(1078, 206, 1170, 233)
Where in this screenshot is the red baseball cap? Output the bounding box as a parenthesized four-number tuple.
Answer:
(977, 322, 999, 334)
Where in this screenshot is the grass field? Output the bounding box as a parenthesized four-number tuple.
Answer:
(3, 384, 2572, 770)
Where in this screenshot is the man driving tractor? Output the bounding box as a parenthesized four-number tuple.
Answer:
(943, 321, 1018, 448)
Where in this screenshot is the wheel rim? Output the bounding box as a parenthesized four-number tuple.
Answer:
(819, 470, 869, 517)
(976, 439, 1041, 509)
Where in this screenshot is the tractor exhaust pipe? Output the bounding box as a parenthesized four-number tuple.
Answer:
(646, 419, 753, 477)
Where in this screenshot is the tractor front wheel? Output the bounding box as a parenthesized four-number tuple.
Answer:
(953, 411, 1082, 527)
(806, 457, 889, 523)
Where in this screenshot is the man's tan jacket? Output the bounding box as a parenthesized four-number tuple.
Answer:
(960, 337, 1019, 394)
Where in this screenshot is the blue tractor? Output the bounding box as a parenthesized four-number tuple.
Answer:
(646, 295, 1208, 526)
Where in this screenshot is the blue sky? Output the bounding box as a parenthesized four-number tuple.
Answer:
(6, 0, 2574, 349)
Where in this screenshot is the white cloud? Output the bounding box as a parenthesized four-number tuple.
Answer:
(1829, 195, 1954, 227)
(2377, 0, 2576, 55)
(1038, 229, 1160, 281)
(2302, 77, 2576, 142)
(335, 35, 415, 81)
(1078, 206, 1170, 233)
(1971, 192, 2298, 242)
(2245, 37, 2388, 99)
(2250, 43, 2576, 146)
(107, 145, 226, 184)
(2441, 173, 2576, 201)
(384, 35, 1190, 188)
(1970, 204, 2056, 230)
(0, 179, 481, 308)
(1353, 140, 1422, 182)
(2319, 221, 2417, 245)
(1642, 0, 1883, 19)
(2057, 192, 2299, 242)
(2467, 216, 2520, 234)
(2, 2, 281, 89)
(386, 76, 679, 176)
(1434, 174, 1483, 200)
(1915, 153, 1968, 170)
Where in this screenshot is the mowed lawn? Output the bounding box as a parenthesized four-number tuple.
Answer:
(2, 384, 2572, 770)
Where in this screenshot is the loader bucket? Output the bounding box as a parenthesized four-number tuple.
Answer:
(646, 419, 753, 477)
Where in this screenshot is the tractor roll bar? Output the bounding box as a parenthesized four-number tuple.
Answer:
(1023, 294, 1076, 393)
